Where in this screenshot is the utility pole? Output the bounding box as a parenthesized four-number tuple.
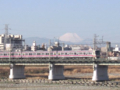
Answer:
(93, 34, 105, 50)
(93, 34, 98, 50)
(49, 39, 51, 47)
(4, 24, 11, 50)
(9, 38, 11, 64)
(49, 40, 51, 60)
(4, 24, 9, 49)
(62, 43, 64, 51)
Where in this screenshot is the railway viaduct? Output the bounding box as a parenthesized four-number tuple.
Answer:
(0, 58, 119, 81)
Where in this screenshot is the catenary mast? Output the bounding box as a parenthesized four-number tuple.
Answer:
(4, 24, 9, 49)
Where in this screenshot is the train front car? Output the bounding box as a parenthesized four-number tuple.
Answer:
(92, 50, 100, 59)
(57, 50, 94, 59)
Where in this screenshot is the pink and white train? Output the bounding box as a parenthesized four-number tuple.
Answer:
(0, 50, 100, 59)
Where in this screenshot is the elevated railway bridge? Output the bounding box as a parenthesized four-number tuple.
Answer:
(0, 58, 120, 81)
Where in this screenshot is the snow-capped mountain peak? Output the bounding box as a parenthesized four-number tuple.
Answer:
(59, 33, 83, 43)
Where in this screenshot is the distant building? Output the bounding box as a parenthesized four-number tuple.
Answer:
(48, 42, 62, 51)
(113, 45, 120, 52)
(70, 45, 90, 51)
(64, 45, 71, 50)
(31, 41, 37, 51)
(0, 34, 24, 51)
(31, 41, 46, 51)
(101, 47, 107, 53)
(71, 46, 81, 50)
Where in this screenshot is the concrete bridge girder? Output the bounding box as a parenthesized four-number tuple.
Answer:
(48, 64, 65, 80)
(92, 64, 109, 81)
(9, 64, 25, 79)
(8, 63, 109, 81)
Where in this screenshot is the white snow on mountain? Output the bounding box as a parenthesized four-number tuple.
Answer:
(59, 33, 83, 43)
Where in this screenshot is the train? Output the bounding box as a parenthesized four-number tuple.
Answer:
(0, 50, 100, 59)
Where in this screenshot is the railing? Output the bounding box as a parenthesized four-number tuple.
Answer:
(0, 58, 120, 63)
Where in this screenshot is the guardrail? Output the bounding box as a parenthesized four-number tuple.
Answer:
(0, 58, 120, 65)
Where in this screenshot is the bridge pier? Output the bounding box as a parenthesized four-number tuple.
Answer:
(92, 64, 109, 81)
(9, 64, 25, 79)
(48, 64, 65, 80)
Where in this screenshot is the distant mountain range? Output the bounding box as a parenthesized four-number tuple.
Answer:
(24, 33, 93, 46)
(25, 37, 93, 46)
(25, 37, 50, 45)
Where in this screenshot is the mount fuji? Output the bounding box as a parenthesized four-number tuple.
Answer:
(59, 33, 83, 43)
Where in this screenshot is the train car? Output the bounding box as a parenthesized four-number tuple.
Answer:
(0, 50, 100, 59)
(57, 50, 93, 59)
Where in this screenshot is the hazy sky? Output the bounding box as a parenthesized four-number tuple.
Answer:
(0, 0, 120, 42)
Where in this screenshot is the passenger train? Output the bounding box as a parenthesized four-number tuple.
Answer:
(0, 50, 100, 59)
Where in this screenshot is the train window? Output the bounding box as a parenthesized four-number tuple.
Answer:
(74, 53, 76, 55)
(65, 53, 67, 55)
(50, 53, 53, 55)
(37, 53, 40, 55)
(46, 53, 49, 55)
(29, 53, 32, 55)
(15, 53, 17, 55)
(4, 53, 7, 56)
(89, 53, 92, 54)
(42, 53, 44, 55)
(33, 53, 36, 55)
(11, 53, 14, 56)
(25, 53, 28, 55)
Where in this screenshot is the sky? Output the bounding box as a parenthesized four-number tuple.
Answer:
(0, 0, 120, 42)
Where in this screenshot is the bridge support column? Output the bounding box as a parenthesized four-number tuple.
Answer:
(9, 64, 25, 79)
(92, 64, 109, 81)
(48, 64, 65, 80)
